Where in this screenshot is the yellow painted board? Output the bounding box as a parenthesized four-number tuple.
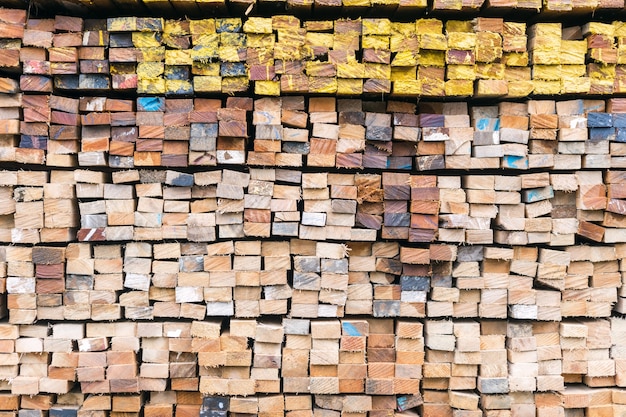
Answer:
(337, 78, 363, 94)
(194, 75, 222, 91)
(362, 18, 392, 35)
(561, 77, 591, 94)
(254, 80, 280, 96)
(243, 17, 273, 33)
(393, 79, 421, 95)
(446, 64, 476, 80)
(444, 79, 473, 96)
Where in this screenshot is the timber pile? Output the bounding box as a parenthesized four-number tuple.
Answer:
(6, 5, 626, 417)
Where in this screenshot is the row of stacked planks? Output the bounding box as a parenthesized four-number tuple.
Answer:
(4, 11, 626, 96)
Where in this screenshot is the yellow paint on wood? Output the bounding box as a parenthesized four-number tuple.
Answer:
(618, 46, 626, 64)
(166, 79, 193, 94)
(337, 78, 363, 94)
(390, 66, 417, 80)
(304, 21, 333, 31)
(333, 34, 360, 51)
(419, 50, 445, 66)
(165, 50, 192, 65)
(243, 17, 273, 34)
(362, 35, 390, 50)
(530, 23, 561, 39)
(137, 78, 166, 94)
(532, 79, 561, 95)
(305, 62, 336, 76)
(254, 81, 280, 96)
(503, 36, 527, 53)
(192, 33, 219, 48)
(590, 78, 614, 94)
(560, 64, 586, 78)
(531, 50, 560, 65)
(221, 33, 247, 48)
(532, 64, 561, 80)
(504, 22, 526, 36)
(444, 79, 473, 96)
(337, 62, 366, 78)
(190, 19, 216, 35)
(446, 20, 473, 33)
(614, 21, 626, 37)
(506, 80, 534, 97)
(219, 46, 244, 62)
(343, 0, 370, 6)
(502, 52, 529, 67)
(584, 22, 615, 37)
(447, 32, 476, 50)
(362, 19, 392, 35)
(272, 15, 301, 30)
(309, 76, 337, 93)
(138, 47, 165, 62)
(390, 36, 419, 53)
(364, 63, 391, 79)
(247, 34, 275, 49)
(416, 19, 443, 34)
(419, 33, 447, 50)
(217, 18, 242, 33)
(274, 44, 303, 61)
(476, 63, 505, 79)
(393, 79, 421, 95)
(132, 32, 162, 48)
(446, 65, 476, 80)
(589, 48, 619, 65)
(221, 76, 249, 92)
(137, 62, 164, 79)
(391, 22, 416, 36)
(588, 64, 616, 79)
(164, 20, 190, 36)
(192, 62, 220, 76)
(194, 76, 222, 92)
(560, 40, 587, 65)
(305, 33, 333, 48)
(561, 77, 591, 94)
(475, 32, 503, 63)
(191, 46, 218, 62)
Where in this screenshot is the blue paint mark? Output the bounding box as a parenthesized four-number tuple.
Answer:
(137, 96, 165, 112)
(475, 118, 489, 131)
(613, 113, 626, 128)
(589, 127, 615, 141)
(502, 155, 528, 170)
(588, 112, 613, 128)
(475, 118, 500, 131)
(170, 172, 194, 187)
(524, 186, 554, 203)
(342, 322, 361, 336)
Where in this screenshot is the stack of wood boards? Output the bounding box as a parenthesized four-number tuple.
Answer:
(8, 93, 626, 170)
(6, 5, 626, 417)
(7, 14, 626, 97)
